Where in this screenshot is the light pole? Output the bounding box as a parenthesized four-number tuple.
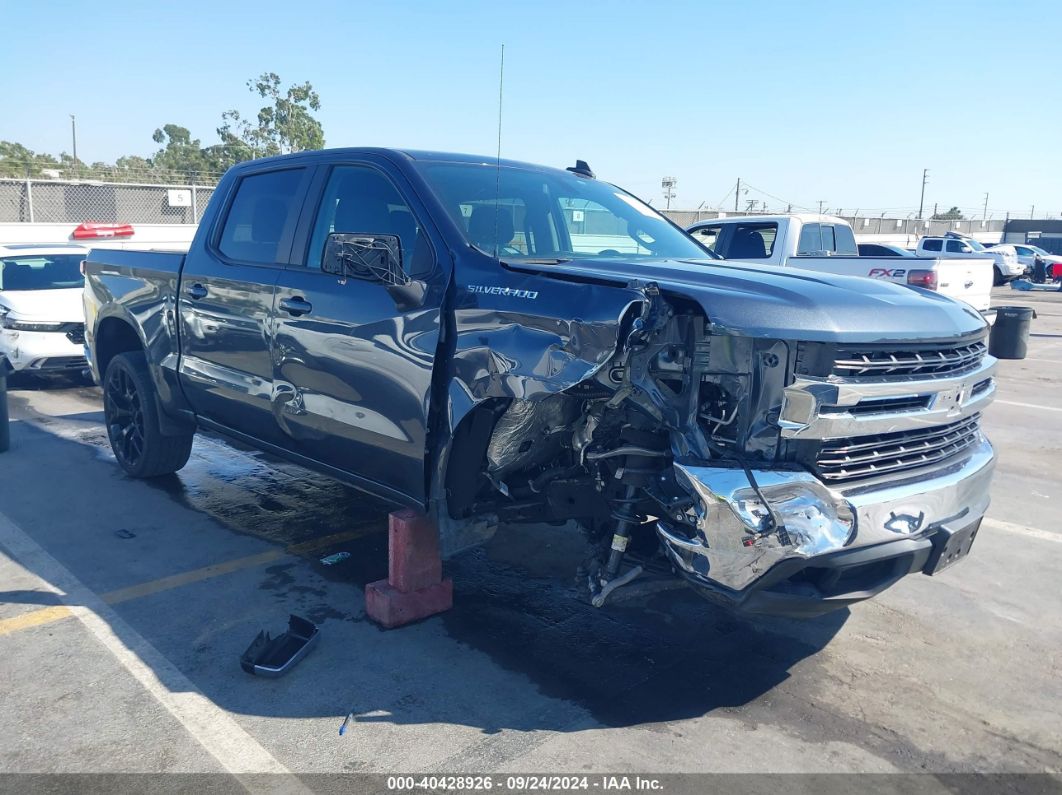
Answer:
(70, 114, 78, 178)
(661, 176, 677, 210)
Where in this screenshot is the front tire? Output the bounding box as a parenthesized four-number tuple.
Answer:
(103, 351, 193, 477)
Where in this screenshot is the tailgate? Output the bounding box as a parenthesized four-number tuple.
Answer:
(934, 257, 993, 312)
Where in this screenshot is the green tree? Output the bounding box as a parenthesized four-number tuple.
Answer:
(220, 72, 324, 158)
(0, 141, 60, 177)
(932, 206, 965, 220)
(151, 124, 215, 179)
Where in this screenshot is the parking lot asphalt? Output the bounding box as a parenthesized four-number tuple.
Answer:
(1, 287, 1060, 783)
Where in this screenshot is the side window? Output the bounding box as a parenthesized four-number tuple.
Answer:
(726, 223, 777, 259)
(833, 224, 858, 255)
(946, 239, 970, 253)
(921, 238, 942, 252)
(796, 223, 822, 255)
(691, 225, 723, 253)
(306, 165, 428, 274)
(1015, 246, 1031, 256)
(217, 169, 305, 264)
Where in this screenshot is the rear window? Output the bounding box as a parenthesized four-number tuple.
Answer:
(217, 169, 305, 264)
(921, 238, 943, 252)
(833, 224, 858, 255)
(797, 223, 822, 254)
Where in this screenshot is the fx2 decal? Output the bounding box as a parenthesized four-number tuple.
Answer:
(867, 267, 906, 278)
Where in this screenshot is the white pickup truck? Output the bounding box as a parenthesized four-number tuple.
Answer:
(687, 214, 993, 312)
(917, 233, 1023, 286)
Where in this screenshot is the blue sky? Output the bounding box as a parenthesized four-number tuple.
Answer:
(2, 0, 1060, 217)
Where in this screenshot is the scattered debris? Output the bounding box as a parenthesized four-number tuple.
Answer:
(339, 712, 355, 735)
(240, 614, 319, 677)
(319, 551, 351, 566)
(114, 529, 136, 539)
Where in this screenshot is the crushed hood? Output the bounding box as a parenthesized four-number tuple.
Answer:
(517, 257, 987, 344)
(0, 288, 85, 323)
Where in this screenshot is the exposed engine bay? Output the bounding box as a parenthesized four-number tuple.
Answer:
(444, 284, 802, 605)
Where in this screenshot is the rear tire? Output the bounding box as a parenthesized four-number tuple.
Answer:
(103, 351, 193, 477)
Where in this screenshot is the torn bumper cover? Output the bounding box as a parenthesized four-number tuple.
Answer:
(658, 437, 995, 617)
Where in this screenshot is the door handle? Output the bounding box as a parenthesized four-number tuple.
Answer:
(186, 283, 208, 300)
(279, 296, 313, 316)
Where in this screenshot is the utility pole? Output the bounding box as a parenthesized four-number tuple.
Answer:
(1030, 204, 1035, 219)
(734, 177, 740, 212)
(817, 200, 826, 214)
(983, 193, 989, 221)
(661, 176, 677, 210)
(70, 114, 78, 178)
(917, 168, 929, 219)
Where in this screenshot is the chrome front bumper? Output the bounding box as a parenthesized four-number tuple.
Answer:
(658, 437, 995, 597)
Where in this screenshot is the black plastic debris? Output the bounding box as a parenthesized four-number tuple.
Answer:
(240, 614, 319, 677)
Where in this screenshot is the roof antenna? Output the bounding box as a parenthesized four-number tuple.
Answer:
(493, 43, 505, 261)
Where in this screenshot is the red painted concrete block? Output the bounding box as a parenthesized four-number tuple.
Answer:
(365, 509, 452, 628)
(365, 578, 453, 629)
(388, 508, 443, 593)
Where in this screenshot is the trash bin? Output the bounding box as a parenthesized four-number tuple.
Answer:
(989, 306, 1035, 360)
(0, 355, 10, 453)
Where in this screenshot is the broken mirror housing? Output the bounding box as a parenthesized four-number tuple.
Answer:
(659, 464, 856, 592)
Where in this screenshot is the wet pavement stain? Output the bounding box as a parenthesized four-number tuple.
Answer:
(441, 524, 849, 728)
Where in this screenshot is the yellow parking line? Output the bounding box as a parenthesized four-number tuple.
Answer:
(0, 526, 376, 637)
(0, 605, 72, 637)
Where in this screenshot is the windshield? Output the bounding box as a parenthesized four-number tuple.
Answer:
(965, 239, 987, 252)
(0, 254, 85, 291)
(418, 163, 713, 261)
(1029, 245, 1050, 256)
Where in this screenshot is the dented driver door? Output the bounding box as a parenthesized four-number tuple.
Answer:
(270, 160, 447, 507)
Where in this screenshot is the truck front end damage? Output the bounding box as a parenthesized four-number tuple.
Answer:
(444, 267, 996, 618)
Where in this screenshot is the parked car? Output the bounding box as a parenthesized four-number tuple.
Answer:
(986, 242, 1062, 273)
(83, 149, 996, 618)
(857, 243, 917, 257)
(0, 244, 90, 375)
(687, 214, 993, 312)
(917, 233, 1023, 285)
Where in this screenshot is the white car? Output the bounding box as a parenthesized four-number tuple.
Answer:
(916, 234, 1023, 285)
(987, 242, 1062, 272)
(0, 244, 90, 374)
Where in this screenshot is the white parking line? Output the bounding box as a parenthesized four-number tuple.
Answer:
(994, 400, 1062, 413)
(0, 509, 308, 790)
(983, 517, 1061, 544)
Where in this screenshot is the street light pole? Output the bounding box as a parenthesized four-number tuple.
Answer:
(70, 114, 78, 178)
(917, 168, 929, 220)
(983, 192, 989, 221)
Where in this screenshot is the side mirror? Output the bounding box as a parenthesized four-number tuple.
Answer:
(322, 233, 409, 286)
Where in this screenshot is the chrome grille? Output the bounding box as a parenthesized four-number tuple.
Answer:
(815, 414, 982, 484)
(831, 341, 986, 379)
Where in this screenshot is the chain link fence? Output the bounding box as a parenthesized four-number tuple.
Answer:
(0, 178, 217, 225)
(661, 209, 1007, 239)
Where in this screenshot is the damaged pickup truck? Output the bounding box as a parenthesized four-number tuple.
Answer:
(83, 149, 997, 617)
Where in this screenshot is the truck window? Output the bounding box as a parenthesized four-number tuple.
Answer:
(691, 225, 722, 252)
(306, 165, 427, 272)
(820, 224, 836, 252)
(725, 222, 777, 259)
(418, 163, 709, 261)
(921, 238, 942, 252)
(217, 169, 305, 264)
(833, 224, 858, 255)
(796, 223, 822, 255)
(945, 239, 971, 253)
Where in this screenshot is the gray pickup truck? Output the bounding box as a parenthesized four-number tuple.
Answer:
(83, 148, 996, 617)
